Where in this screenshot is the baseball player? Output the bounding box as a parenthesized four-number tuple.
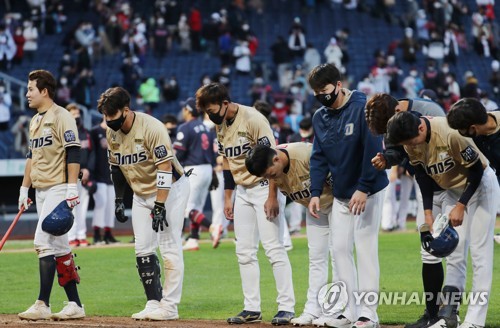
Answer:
(89, 117, 119, 244)
(446, 98, 500, 244)
(386, 112, 498, 328)
(66, 103, 92, 247)
(196, 83, 295, 325)
(307, 63, 388, 328)
(18, 70, 85, 321)
(173, 97, 222, 251)
(97, 87, 190, 321)
(245, 142, 335, 326)
(365, 93, 449, 328)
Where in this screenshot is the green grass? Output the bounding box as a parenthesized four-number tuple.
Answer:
(1, 225, 500, 326)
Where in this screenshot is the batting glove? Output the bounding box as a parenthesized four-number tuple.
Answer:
(151, 201, 167, 232)
(66, 183, 80, 208)
(115, 198, 129, 223)
(18, 186, 31, 211)
(208, 170, 219, 191)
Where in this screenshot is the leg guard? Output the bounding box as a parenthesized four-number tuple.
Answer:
(55, 253, 80, 287)
(437, 285, 461, 327)
(136, 254, 162, 301)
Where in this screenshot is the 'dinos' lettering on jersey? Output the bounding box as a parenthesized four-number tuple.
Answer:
(224, 142, 251, 158)
(281, 188, 312, 201)
(113, 151, 148, 165)
(30, 135, 53, 149)
(425, 157, 455, 175)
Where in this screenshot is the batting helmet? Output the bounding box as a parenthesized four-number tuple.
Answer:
(42, 201, 74, 236)
(420, 218, 459, 258)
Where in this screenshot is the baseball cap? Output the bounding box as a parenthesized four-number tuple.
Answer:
(419, 89, 438, 101)
(181, 97, 200, 116)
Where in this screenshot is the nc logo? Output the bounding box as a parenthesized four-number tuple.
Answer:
(318, 281, 348, 316)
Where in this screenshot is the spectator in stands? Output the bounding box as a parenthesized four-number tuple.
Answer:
(461, 71, 480, 98)
(0, 81, 12, 132)
(401, 68, 424, 98)
(55, 75, 72, 107)
(0, 23, 16, 70)
(271, 35, 293, 82)
(120, 56, 142, 96)
(189, 6, 202, 52)
(357, 75, 377, 100)
(218, 30, 232, 66)
(74, 21, 96, 57)
(12, 26, 25, 65)
(162, 114, 178, 141)
(249, 77, 271, 104)
(444, 24, 459, 65)
(324, 37, 343, 71)
(72, 69, 95, 109)
(178, 13, 191, 53)
(104, 15, 122, 54)
(151, 17, 169, 61)
(479, 91, 498, 111)
(385, 55, 403, 94)
(426, 30, 446, 68)
(138, 77, 160, 113)
(233, 39, 252, 75)
(164, 0, 181, 51)
(423, 60, 442, 92)
(161, 75, 180, 102)
(11, 114, 30, 157)
(399, 27, 418, 64)
(303, 43, 321, 75)
(445, 73, 461, 101)
(489, 60, 500, 100)
(203, 13, 223, 57)
(212, 65, 232, 89)
(288, 19, 307, 58)
(47, 3, 67, 35)
(415, 9, 430, 48)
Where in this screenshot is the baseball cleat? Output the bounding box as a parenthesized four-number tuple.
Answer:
(404, 310, 438, 328)
(18, 300, 52, 320)
(78, 239, 90, 247)
(227, 310, 262, 324)
(144, 301, 179, 321)
(272, 311, 295, 325)
(291, 312, 316, 326)
(183, 238, 200, 251)
(352, 317, 378, 328)
(132, 300, 161, 320)
(209, 223, 223, 248)
(312, 315, 330, 327)
(51, 301, 85, 320)
(428, 317, 459, 328)
(323, 315, 352, 328)
(458, 322, 483, 328)
(69, 239, 79, 247)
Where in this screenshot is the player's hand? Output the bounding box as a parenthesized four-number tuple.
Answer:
(308, 197, 321, 219)
(80, 168, 90, 184)
(151, 201, 168, 232)
(18, 186, 31, 211)
(419, 223, 433, 252)
(209, 170, 219, 191)
(349, 190, 367, 215)
(115, 198, 129, 222)
(66, 183, 80, 208)
(264, 196, 279, 220)
(224, 196, 234, 220)
(371, 152, 387, 170)
(448, 203, 465, 227)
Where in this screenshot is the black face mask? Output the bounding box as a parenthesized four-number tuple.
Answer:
(168, 127, 177, 140)
(315, 86, 338, 108)
(106, 112, 126, 131)
(75, 117, 82, 127)
(208, 104, 228, 125)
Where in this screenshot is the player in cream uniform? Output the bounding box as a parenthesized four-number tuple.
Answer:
(387, 112, 498, 328)
(196, 83, 295, 325)
(18, 70, 85, 321)
(245, 142, 335, 326)
(98, 87, 189, 321)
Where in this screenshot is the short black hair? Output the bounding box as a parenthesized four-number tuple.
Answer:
(447, 98, 488, 130)
(308, 63, 341, 91)
(254, 100, 272, 118)
(97, 87, 131, 116)
(386, 111, 421, 145)
(299, 117, 312, 130)
(162, 114, 178, 125)
(245, 144, 276, 177)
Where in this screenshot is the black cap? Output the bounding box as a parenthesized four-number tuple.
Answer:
(419, 89, 438, 101)
(181, 97, 199, 116)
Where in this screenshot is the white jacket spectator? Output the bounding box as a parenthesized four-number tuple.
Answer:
(324, 37, 343, 69)
(357, 76, 376, 100)
(0, 84, 12, 129)
(0, 27, 16, 66)
(75, 22, 96, 48)
(22, 21, 38, 55)
(233, 41, 251, 74)
(303, 44, 321, 74)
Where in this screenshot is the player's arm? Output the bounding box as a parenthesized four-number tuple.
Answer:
(18, 157, 33, 210)
(309, 134, 329, 218)
(65, 146, 81, 207)
(223, 156, 235, 220)
(414, 164, 436, 230)
(265, 179, 279, 220)
(155, 160, 172, 204)
(172, 125, 189, 162)
(111, 164, 129, 223)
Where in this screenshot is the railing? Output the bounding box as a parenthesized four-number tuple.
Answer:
(0, 72, 27, 112)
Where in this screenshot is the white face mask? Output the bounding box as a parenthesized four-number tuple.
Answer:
(442, 67, 449, 74)
(290, 86, 299, 94)
(446, 77, 453, 84)
(60, 78, 67, 85)
(222, 68, 230, 75)
(0, 87, 5, 93)
(410, 71, 418, 77)
(202, 78, 211, 85)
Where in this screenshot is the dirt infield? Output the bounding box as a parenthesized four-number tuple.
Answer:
(0, 315, 404, 327)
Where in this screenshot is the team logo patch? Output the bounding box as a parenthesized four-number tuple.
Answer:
(460, 146, 478, 162)
(176, 132, 185, 140)
(345, 123, 354, 136)
(154, 145, 168, 159)
(257, 136, 271, 146)
(64, 130, 76, 142)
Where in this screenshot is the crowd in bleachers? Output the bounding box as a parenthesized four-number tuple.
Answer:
(0, 0, 498, 160)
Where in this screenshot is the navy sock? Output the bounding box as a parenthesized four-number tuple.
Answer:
(38, 255, 56, 306)
(422, 262, 444, 318)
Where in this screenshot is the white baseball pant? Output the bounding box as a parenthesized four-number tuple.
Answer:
(132, 175, 190, 314)
(233, 182, 295, 313)
(278, 192, 292, 249)
(381, 172, 397, 230)
(286, 201, 305, 233)
(396, 175, 414, 231)
(443, 167, 497, 326)
(330, 188, 385, 323)
(184, 164, 212, 217)
(34, 184, 71, 258)
(68, 182, 89, 241)
(92, 183, 115, 228)
(209, 170, 230, 231)
(303, 206, 333, 318)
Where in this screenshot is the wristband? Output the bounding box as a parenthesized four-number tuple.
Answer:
(157, 170, 172, 189)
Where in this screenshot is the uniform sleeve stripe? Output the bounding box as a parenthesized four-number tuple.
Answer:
(154, 155, 174, 165)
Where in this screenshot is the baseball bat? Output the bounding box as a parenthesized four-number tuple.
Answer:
(0, 201, 30, 251)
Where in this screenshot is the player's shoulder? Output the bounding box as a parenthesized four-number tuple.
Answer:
(51, 103, 72, 120)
